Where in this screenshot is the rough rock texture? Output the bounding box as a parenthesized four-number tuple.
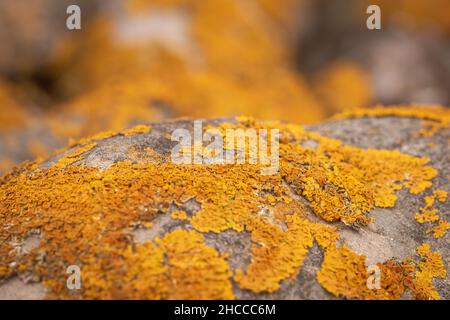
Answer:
(0, 107, 448, 300)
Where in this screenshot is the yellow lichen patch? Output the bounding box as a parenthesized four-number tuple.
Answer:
(82, 238, 168, 299)
(194, 118, 435, 227)
(156, 230, 234, 299)
(235, 214, 314, 293)
(416, 208, 439, 223)
(0, 160, 285, 298)
(171, 210, 188, 220)
(82, 229, 233, 300)
(281, 133, 436, 225)
(411, 244, 447, 300)
(334, 105, 450, 137)
(317, 243, 446, 300)
(316, 245, 410, 300)
(121, 124, 152, 136)
(53, 142, 97, 169)
(70, 130, 117, 148)
(310, 223, 340, 249)
(434, 189, 448, 203)
(429, 220, 450, 239)
(317, 245, 374, 299)
(415, 189, 448, 237)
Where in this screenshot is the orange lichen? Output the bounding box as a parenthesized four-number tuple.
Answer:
(281, 133, 436, 225)
(335, 105, 450, 137)
(235, 214, 314, 293)
(434, 189, 448, 203)
(82, 229, 233, 299)
(53, 142, 97, 169)
(415, 189, 449, 238)
(317, 243, 446, 300)
(416, 208, 439, 224)
(429, 220, 450, 239)
(411, 244, 447, 300)
(171, 210, 188, 220)
(0, 118, 443, 299)
(310, 223, 340, 249)
(121, 124, 152, 136)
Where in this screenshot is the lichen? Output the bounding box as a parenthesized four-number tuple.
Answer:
(415, 189, 449, 238)
(171, 210, 188, 220)
(121, 124, 152, 136)
(81, 229, 233, 299)
(53, 142, 97, 169)
(411, 244, 447, 300)
(335, 105, 450, 137)
(429, 220, 450, 239)
(317, 243, 446, 300)
(0, 116, 445, 299)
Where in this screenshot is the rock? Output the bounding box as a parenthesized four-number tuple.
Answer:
(0, 106, 449, 300)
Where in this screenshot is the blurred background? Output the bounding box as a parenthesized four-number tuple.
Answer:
(0, 0, 449, 173)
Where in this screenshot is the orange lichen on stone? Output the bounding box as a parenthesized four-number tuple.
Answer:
(281, 132, 436, 226)
(53, 142, 97, 169)
(416, 208, 439, 224)
(121, 124, 152, 136)
(317, 245, 375, 299)
(411, 244, 447, 300)
(310, 223, 340, 249)
(315, 245, 411, 299)
(82, 229, 233, 299)
(157, 230, 233, 299)
(429, 220, 450, 239)
(71, 130, 117, 148)
(235, 214, 314, 293)
(0, 118, 442, 299)
(335, 105, 450, 137)
(434, 189, 448, 203)
(171, 210, 188, 220)
(415, 189, 449, 238)
(317, 243, 446, 300)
